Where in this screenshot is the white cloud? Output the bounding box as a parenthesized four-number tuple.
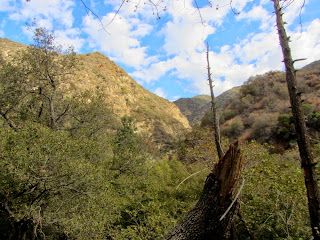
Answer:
(282, 0, 310, 26)
(163, 16, 215, 56)
(237, 5, 272, 30)
(131, 60, 173, 84)
(55, 29, 85, 52)
(0, 29, 4, 37)
(154, 87, 167, 98)
(83, 13, 154, 68)
(171, 95, 181, 102)
(0, 0, 16, 12)
(9, 0, 75, 29)
(290, 18, 320, 68)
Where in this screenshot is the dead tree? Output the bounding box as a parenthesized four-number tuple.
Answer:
(273, 0, 320, 239)
(206, 43, 224, 159)
(164, 142, 244, 240)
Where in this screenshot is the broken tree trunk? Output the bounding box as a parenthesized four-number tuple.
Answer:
(273, 0, 320, 239)
(164, 142, 244, 240)
(206, 43, 224, 159)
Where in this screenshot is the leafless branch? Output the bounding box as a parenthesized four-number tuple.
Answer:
(176, 167, 210, 190)
(79, 0, 110, 34)
(107, 0, 126, 27)
(193, 0, 205, 25)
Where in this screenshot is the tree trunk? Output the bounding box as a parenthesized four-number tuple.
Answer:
(206, 43, 224, 159)
(164, 142, 243, 240)
(273, 0, 320, 239)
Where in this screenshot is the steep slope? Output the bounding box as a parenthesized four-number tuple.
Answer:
(174, 95, 211, 125)
(215, 61, 320, 147)
(0, 38, 190, 144)
(174, 87, 241, 126)
(74, 52, 190, 143)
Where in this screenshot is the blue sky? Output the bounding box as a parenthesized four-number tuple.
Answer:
(0, 0, 319, 101)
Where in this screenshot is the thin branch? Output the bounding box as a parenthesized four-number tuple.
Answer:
(55, 104, 70, 123)
(0, 108, 17, 131)
(193, 0, 205, 25)
(79, 0, 110, 34)
(219, 178, 245, 221)
(106, 0, 126, 27)
(176, 167, 210, 190)
(298, 0, 306, 36)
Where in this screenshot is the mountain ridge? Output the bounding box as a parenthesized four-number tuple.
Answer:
(0, 37, 191, 144)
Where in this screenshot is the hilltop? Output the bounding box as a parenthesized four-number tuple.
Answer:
(199, 60, 320, 149)
(174, 86, 241, 126)
(0, 37, 190, 145)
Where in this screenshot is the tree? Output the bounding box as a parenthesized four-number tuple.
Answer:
(273, 0, 320, 238)
(111, 116, 146, 176)
(0, 54, 24, 131)
(20, 28, 77, 130)
(164, 142, 244, 239)
(206, 43, 224, 159)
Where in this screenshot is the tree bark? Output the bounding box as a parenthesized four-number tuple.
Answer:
(273, 0, 320, 239)
(164, 142, 243, 240)
(206, 43, 224, 159)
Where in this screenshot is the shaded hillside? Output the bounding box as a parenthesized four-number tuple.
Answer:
(0, 38, 190, 144)
(174, 87, 241, 126)
(201, 60, 320, 149)
(174, 95, 211, 125)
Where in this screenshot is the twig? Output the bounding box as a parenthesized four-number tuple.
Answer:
(79, 0, 110, 34)
(219, 178, 245, 221)
(176, 167, 210, 190)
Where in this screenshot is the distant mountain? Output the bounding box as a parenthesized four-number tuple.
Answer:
(174, 87, 241, 126)
(214, 60, 320, 148)
(174, 59, 320, 149)
(301, 60, 320, 70)
(174, 95, 211, 125)
(0, 38, 190, 144)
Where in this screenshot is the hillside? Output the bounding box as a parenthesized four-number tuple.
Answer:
(174, 95, 211, 125)
(201, 61, 320, 149)
(0, 38, 190, 144)
(174, 87, 241, 126)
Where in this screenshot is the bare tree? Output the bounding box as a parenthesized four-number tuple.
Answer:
(164, 142, 244, 240)
(206, 43, 224, 159)
(273, 0, 320, 239)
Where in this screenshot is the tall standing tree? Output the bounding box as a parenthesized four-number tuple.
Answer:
(273, 0, 320, 239)
(206, 42, 224, 159)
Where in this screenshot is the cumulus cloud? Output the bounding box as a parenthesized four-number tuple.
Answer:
(82, 13, 154, 68)
(9, 0, 75, 29)
(236, 5, 272, 30)
(290, 19, 320, 68)
(0, 0, 16, 12)
(55, 29, 85, 52)
(154, 87, 167, 98)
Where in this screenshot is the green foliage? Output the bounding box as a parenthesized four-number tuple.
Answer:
(302, 104, 314, 115)
(222, 117, 244, 138)
(111, 116, 146, 176)
(277, 114, 295, 139)
(2, 26, 319, 240)
(307, 111, 320, 131)
(0, 122, 111, 239)
(240, 142, 311, 239)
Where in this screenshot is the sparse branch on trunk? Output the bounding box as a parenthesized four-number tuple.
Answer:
(164, 142, 243, 240)
(206, 43, 224, 159)
(0, 108, 17, 131)
(273, 0, 320, 239)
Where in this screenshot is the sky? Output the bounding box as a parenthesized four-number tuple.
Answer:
(0, 0, 319, 101)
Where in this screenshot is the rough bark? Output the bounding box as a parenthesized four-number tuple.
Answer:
(206, 43, 224, 159)
(164, 142, 243, 240)
(273, 0, 320, 239)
